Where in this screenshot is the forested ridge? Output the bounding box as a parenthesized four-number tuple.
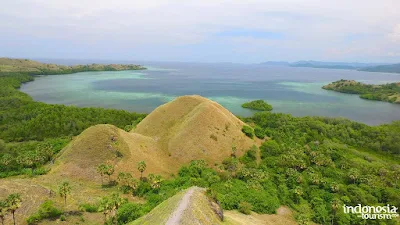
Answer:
(323, 79, 400, 104)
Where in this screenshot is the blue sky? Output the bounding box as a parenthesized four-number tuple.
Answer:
(1, 0, 400, 63)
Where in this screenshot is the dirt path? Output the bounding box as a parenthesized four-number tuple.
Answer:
(165, 187, 196, 225)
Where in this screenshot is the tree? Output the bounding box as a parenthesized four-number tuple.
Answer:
(148, 174, 163, 190)
(117, 172, 138, 192)
(331, 199, 341, 225)
(104, 164, 115, 182)
(348, 168, 360, 184)
(137, 161, 146, 179)
(97, 164, 107, 185)
(6, 193, 21, 225)
(99, 193, 126, 224)
(99, 197, 112, 223)
(37, 143, 53, 162)
(58, 181, 71, 205)
(0, 200, 8, 225)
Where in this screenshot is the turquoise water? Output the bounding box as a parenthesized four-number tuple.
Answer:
(20, 62, 400, 125)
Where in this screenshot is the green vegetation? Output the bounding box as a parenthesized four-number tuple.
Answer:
(238, 201, 252, 215)
(58, 181, 71, 205)
(241, 125, 254, 138)
(1, 58, 400, 224)
(0, 57, 146, 73)
(26, 200, 62, 224)
(0, 59, 146, 178)
(241, 100, 273, 111)
(0, 193, 22, 225)
(323, 79, 400, 104)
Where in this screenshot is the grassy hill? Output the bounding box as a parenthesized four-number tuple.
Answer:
(0, 57, 145, 74)
(322, 79, 400, 104)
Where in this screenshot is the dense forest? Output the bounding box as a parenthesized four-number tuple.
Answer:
(323, 79, 400, 104)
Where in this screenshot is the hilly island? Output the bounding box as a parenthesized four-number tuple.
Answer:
(323, 79, 400, 104)
(0, 58, 399, 225)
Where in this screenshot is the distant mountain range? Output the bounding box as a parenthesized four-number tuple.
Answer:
(359, 63, 400, 73)
(260, 60, 400, 73)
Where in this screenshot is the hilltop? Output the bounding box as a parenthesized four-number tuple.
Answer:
(0, 57, 145, 74)
(323, 79, 400, 104)
(52, 95, 256, 182)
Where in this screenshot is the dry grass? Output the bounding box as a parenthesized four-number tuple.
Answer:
(224, 206, 298, 225)
(0, 95, 260, 224)
(135, 95, 256, 168)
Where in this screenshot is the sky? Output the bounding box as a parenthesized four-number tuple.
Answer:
(1, 0, 400, 63)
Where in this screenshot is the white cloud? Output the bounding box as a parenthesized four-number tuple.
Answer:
(1, 0, 400, 62)
(388, 24, 400, 42)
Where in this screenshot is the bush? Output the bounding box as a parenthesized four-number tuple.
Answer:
(260, 140, 281, 158)
(117, 202, 144, 224)
(254, 126, 265, 139)
(242, 126, 254, 138)
(27, 200, 62, 224)
(238, 201, 252, 215)
(79, 203, 98, 212)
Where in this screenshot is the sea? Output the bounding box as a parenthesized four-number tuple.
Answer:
(20, 59, 400, 125)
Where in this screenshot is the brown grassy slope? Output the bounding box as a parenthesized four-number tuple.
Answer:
(0, 58, 69, 73)
(130, 187, 223, 225)
(134, 95, 255, 165)
(0, 57, 145, 73)
(51, 95, 256, 181)
(50, 124, 127, 183)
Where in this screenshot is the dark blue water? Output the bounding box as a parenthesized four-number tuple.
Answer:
(20, 60, 400, 125)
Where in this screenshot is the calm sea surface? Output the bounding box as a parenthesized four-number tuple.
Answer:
(20, 60, 400, 125)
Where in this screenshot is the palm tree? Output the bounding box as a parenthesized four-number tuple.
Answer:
(0, 200, 8, 225)
(99, 197, 112, 223)
(105, 164, 115, 182)
(137, 161, 146, 179)
(348, 168, 360, 184)
(331, 199, 341, 225)
(6, 193, 21, 225)
(149, 174, 163, 190)
(97, 164, 107, 185)
(58, 181, 71, 206)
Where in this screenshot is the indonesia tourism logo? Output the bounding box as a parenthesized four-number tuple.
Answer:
(343, 204, 399, 220)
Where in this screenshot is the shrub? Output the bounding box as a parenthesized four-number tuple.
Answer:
(79, 203, 98, 213)
(117, 202, 144, 224)
(242, 126, 254, 138)
(27, 200, 62, 224)
(254, 126, 265, 139)
(260, 140, 281, 158)
(238, 201, 252, 215)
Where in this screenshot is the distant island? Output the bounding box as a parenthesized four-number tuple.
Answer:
(241, 100, 273, 111)
(260, 60, 400, 73)
(359, 63, 400, 73)
(323, 79, 400, 104)
(0, 57, 146, 75)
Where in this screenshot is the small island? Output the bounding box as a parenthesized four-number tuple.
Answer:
(241, 99, 273, 111)
(322, 79, 400, 104)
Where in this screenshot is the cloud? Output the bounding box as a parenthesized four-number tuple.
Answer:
(388, 24, 400, 43)
(1, 0, 400, 62)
